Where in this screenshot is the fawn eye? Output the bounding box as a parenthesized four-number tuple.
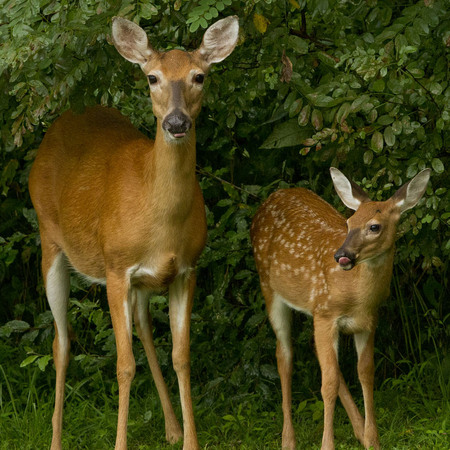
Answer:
(369, 224, 381, 232)
(148, 75, 158, 85)
(194, 73, 205, 84)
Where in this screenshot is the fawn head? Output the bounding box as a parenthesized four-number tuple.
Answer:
(330, 167, 431, 270)
(111, 16, 239, 141)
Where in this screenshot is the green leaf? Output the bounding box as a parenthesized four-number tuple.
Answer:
(1, 159, 19, 196)
(260, 364, 279, 380)
(234, 270, 253, 280)
(371, 131, 384, 153)
(405, 26, 421, 46)
(140, 3, 158, 19)
(37, 355, 53, 371)
(431, 158, 444, 174)
(261, 120, 313, 149)
(189, 20, 200, 32)
(413, 18, 429, 35)
(311, 109, 323, 130)
(391, 120, 403, 135)
(291, 74, 313, 95)
(407, 67, 424, 78)
(306, 93, 346, 107)
(406, 165, 418, 178)
(377, 115, 394, 126)
(226, 113, 236, 128)
(364, 150, 373, 165)
(289, 99, 303, 117)
(317, 51, 338, 67)
(20, 355, 40, 368)
(335, 102, 351, 124)
(12, 24, 34, 38)
(351, 95, 371, 112)
(429, 82, 443, 96)
(246, 311, 266, 328)
(387, 79, 403, 94)
(222, 415, 236, 422)
(372, 79, 385, 92)
(296, 400, 308, 413)
(376, 30, 396, 43)
(217, 199, 233, 207)
(384, 126, 396, 147)
(6, 320, 30, 332)
(298, 104, 311, 126)
(368, 108, 378, 123)
(29, 79, 49, 97)
(289, 35, 309, 54)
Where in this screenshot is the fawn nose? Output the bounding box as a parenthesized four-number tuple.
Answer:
(334, 248, 355, 270)
(162, 110, 192, 138)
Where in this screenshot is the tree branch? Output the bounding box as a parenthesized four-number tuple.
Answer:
(289, 10, 331, 50)
(196, 166, 261, 201)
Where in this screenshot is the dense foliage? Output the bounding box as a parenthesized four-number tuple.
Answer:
(0, 0, 448, 445)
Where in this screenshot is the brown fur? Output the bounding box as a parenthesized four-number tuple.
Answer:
(30, 107, 206, 284)
(29, 15, 239, 450)
(250, 170, 429, 450)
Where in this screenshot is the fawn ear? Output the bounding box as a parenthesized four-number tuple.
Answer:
(391, 169, 431, 214)
(196, 16, 239, 65)
(112, 17, 156, 67)
(330, 167, 370, 211)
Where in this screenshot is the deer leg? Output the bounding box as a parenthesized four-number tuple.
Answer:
(132, 288, 183, 443)
(42, 241, 70, 450)
(355, 330, 380, 450)
(338, 372, 365, 444)
(314, 316, 340, 450)
(169, 273, 199, 450)
(106, 272, 135, 450)
(267, 292, 295, 450)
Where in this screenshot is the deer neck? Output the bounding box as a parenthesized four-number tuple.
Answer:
(355, 246, 395, 307)
(145, 121, 197, 216)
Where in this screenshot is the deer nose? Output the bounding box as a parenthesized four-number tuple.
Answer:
(162, 111, 192, 138)
(334, 248, 355, 270)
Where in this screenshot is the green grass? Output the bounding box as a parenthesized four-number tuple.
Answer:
(1, 363, 448, 449)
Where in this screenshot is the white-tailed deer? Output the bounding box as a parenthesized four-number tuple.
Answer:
(28, 16, 239, 450)
(251, 168, 430, 450)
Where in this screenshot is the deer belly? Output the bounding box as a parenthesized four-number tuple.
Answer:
(337, 312, 376, 334)
(127, 256, 183, 291)
(63, 244, 106, 281)
(273, 291, 313, 316)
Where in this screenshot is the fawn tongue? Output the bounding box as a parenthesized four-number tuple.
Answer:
(338, 256, 351, 266)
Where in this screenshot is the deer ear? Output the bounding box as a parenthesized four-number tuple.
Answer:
(197, 16, 239, 65)
(391, 169, 431, 213)
(111, 17, 155, 67)
(330, 167, 370, 211)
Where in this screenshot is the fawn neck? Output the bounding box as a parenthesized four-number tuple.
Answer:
(350, 246, 395, 306)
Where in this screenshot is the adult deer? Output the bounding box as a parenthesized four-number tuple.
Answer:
(28, 16, 239, 450)
(251, 168, 430, 450)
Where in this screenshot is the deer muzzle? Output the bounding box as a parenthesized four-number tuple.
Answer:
(334, 229, 359, 270)
(162, 109, 192, 139)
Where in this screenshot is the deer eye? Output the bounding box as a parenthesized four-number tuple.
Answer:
(369, 224, 381, 233)
(194, 73, 205, 84)
(148, 75, 158, 85)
